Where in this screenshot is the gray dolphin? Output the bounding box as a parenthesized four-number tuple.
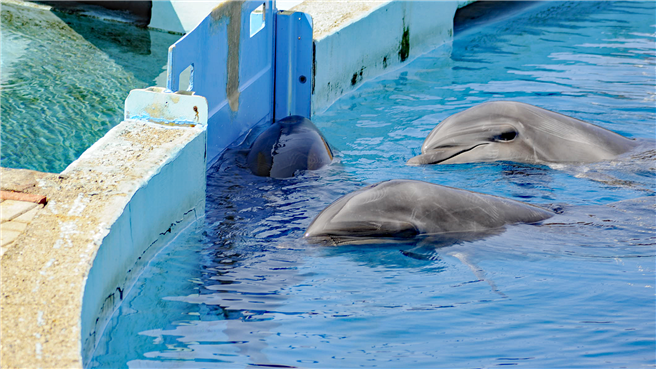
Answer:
(407, 101, 639, 166)
(247, 115, 333, 178)
(304, 179, 552, 244)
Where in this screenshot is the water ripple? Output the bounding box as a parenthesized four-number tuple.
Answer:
(1, 3, 179, 173)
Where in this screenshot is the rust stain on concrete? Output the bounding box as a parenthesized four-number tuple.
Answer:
(211, 0, 244, 112)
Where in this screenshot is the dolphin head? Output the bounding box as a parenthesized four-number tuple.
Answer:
(304, 181, 422, 244)
(247, 115, 333, 178)
(407, 102, 535, 165)
(407, 101, 639, 165)
(304, 179, 553, 245)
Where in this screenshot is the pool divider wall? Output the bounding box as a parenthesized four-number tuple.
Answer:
(0, 90, 208, 369)
(291, 0, 475, 115)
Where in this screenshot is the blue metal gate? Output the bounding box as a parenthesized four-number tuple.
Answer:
(166, 1, 312, 167)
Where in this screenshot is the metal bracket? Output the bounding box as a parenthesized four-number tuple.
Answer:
(274, 11, 313, 120)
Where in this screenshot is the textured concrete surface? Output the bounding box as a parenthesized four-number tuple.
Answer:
(0, 121, 205, 369)
(0, 185, 48, 256)
(1, 201, 42, 252)
(293, 0, 474, 40)
(292, 0, 388, 40)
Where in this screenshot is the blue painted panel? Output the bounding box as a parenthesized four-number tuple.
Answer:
(167, 1, 276, 166)
(166, 1, 314, 166)
(274, 11, 313, 120)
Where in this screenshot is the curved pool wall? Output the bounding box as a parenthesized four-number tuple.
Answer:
(1, 0, 476, 367)
(1, 89, 208, 368)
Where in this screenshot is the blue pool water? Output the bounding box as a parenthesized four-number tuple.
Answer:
(1, 3, 180, 173)
(92, 1, 655, 368)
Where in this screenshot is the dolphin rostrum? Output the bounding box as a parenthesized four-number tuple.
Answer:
(407, 101, 639, 166)
(304, 179, 553, 244)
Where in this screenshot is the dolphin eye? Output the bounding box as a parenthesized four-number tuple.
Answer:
(493, 130, 518, 142)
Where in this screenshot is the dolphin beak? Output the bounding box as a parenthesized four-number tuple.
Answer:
(407, 151, 453, 165)
(407, 144, 487, 165)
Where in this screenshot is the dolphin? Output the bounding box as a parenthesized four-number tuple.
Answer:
(407, 101, 640, 166)
(304, 179, 553, 245)
(247, 115, 333, 178)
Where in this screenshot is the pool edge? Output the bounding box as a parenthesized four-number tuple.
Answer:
(1, 104, 207, 368)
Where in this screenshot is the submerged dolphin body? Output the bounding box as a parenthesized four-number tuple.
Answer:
(407, 101, 640, 166)
(247, 115, 333, 178)
(304, 179, 553, 244)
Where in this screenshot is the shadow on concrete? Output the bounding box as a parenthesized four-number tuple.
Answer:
(37, 1, 151, 26)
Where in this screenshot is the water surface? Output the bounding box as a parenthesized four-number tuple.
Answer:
(1, 3, 180, 173)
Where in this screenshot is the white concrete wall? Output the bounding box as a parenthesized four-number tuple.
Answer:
(79, 128, 206, 366)
(292, 0, 474, 115)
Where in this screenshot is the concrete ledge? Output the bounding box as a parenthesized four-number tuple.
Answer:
(1, 113, 206, 368)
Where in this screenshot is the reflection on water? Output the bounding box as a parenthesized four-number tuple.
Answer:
(92, 1, 654, 368)
(0, 3, 180, 173)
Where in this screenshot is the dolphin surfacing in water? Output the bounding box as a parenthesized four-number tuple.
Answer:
(304, 179, 553, 244)
(247, 115, 333, 178)
(407, 101, 640, 166)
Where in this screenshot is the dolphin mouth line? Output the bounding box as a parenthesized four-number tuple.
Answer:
(410, 143, 488, 165)
(434, 143, 488, 162)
